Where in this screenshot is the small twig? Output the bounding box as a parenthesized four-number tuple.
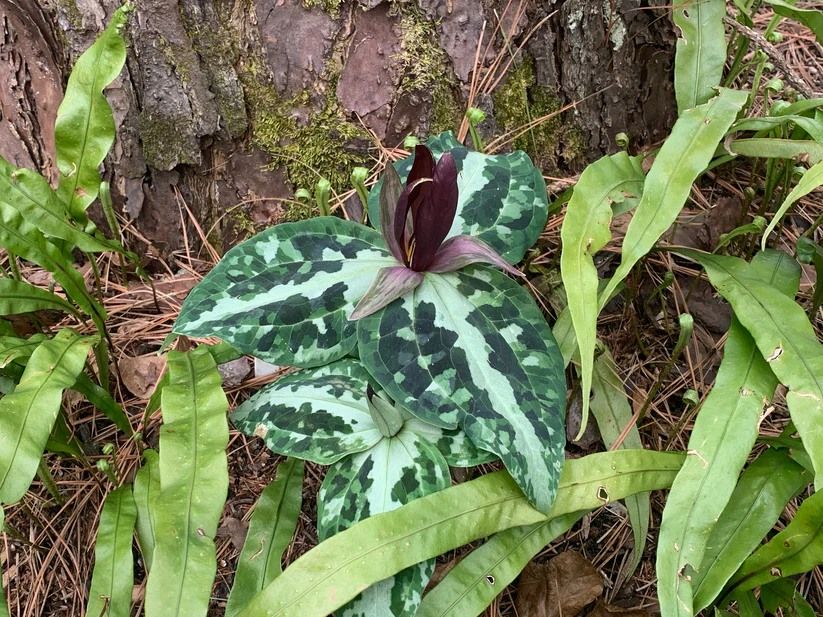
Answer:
(724, 16, 821, 99)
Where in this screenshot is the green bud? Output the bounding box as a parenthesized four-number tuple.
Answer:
(295, 188, 311, 203)
(403, 135, 420, 149)
(615, 132, 630, 149)
(315, 177, 332, 217)
(466, 107, 486, 126)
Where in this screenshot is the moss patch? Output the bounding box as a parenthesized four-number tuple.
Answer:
(302, 0, 343, 16)
(493, 57, 584, 172)
(392, 3, 460, 133)
(240, 62, 369, 221)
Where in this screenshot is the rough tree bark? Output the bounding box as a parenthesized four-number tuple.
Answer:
(0, 0, 676, 261)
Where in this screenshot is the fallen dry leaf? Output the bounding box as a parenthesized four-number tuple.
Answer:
(118, 354, 166, 399)
(217, 516, 248, 551)
(515, 550, 604, 617)
(588, 600, 650, 617)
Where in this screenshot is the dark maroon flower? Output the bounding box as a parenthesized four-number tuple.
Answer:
(350, 145, 519, 320)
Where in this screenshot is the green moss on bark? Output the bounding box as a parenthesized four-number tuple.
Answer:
(493, 57, 584, 171)
(302, 0, 344, 16)
(239, 60, 369, 220)
(393, 3, 460, 133)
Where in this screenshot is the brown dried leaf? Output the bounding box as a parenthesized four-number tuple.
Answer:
(515, 550, 604, 617)
(588, 600, 651, 617)
(217, 516, 248, 551)
(118, 354, 166, 399)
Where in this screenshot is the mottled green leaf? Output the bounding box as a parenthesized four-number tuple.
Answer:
(678, 249, 823, 489)
(559, 151, 644, 437)
(232, 360, 382, 464)
(319, 431, 450, 617)
(729, 490, 823, 592)
(236, 450, 685, 617)
(0, 330, 93, 504)
(0, 158, 113, 252)
(599, 89, 747, 311)
(656, 250, 797, 617)
(692, 448, 810, 611)
(367, 132, 548, 264)
(144, 348, 229, 617)
(226, 458, 304, 617)
(55, 5, 129, 217)
(590, 347, 648, 579)
(764, 0, 823, 42)
(358, 266, 566, 513)
(673, 0, 727, 113)
(728, 138, 823, 163)
(134, 449, 160, 572)
(417, 512, 582, 617)
(406, 418, 496, 467)
(85, 485, 137, 617)
(318, 431, 449, 539)
(762, 160, 823, 250)
(0, 279, 76, 317)
(174, 217, 394, 367)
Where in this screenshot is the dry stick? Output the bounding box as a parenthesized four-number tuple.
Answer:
(486, 85, 614, 152)
(459, 19, 489, 142)
(724, 16, 821, 98)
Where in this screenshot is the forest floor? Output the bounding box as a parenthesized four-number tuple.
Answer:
(2, 6, 823, 617)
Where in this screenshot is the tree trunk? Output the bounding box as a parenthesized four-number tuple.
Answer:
(0, 0, 677, 261)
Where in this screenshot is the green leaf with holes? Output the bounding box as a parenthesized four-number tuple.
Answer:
(235, 450, 685, 617)
(729, 490, 823, 592)
(692, 448, 810, 612)
(173, 217, 395, 367)
(677, 249, 823, 489)
(367, 132, 548, 265)
(417, 512, 583, 617)
(673, 0, 727, 112)
(656, 250, 798, 617)
(357, 266, 566, 513)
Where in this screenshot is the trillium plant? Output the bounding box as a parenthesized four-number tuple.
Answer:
(173, 131, 567, 614)
(232, 359, 494, 617)
(350, 145, 519, 319)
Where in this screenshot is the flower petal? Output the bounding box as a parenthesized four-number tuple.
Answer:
(394, 146, 436, 259)
(349, 266, 424, 320)
(428, 235, 522, 276)
(410, 152, 459, 271)
(379, 164, 405, 262)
